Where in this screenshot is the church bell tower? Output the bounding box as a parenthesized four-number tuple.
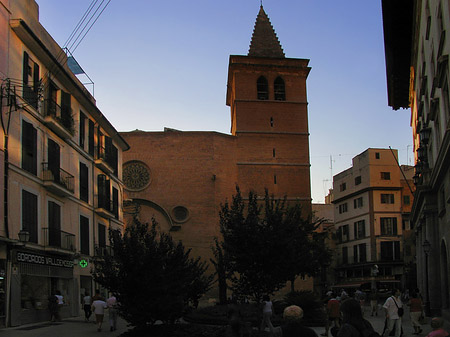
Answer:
(226, 5, 312, 211)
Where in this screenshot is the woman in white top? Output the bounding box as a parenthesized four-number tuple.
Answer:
(260, 295, 275, 337)
(82, 292, 92, 322)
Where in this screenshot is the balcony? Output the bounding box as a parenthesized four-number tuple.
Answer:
(94, 244, 113, 257)
(42, 163, 74, 197)
(43, 99, 74, 139)
(95, 194, 114, 219)
(94, 146, 114, 174)
(42, 227, 75, 252)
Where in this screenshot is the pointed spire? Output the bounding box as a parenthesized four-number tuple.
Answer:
(248, 5, 285, 58)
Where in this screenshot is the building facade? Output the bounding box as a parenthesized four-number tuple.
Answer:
(332, 148, 414, 292)
(382, 0, 450, 316)
(0, 0, 128, 327)
(121, 6, 313, 299)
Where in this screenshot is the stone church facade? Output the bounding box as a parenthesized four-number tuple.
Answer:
(121, 6, 313, 297)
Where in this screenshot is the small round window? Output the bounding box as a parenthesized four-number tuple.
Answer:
(171, 206, 189, 223)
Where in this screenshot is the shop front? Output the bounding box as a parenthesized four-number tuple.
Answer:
(9, 249, 78, 326)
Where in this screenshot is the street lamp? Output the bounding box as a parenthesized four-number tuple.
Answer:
(423, 239, 431, 316)
(18, 229, 30, 242)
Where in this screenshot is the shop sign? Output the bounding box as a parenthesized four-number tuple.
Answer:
(15, 251, 74, 268)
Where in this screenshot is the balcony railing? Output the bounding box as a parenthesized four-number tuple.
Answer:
(42, 227, 75, 251)
(94, 146, 113, 173)
(95, 194, 114, 218)
(42, 163, 74, 193)
(94, 244, 113, 257)
(44, 99, 75, 136)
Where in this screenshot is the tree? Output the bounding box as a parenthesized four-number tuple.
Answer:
(92, 217, 213, 327)
(219, 186, 331, 301)
(210, 237, 231, 304)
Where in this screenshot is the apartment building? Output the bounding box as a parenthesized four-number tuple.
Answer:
(382, 0, 450, 316)
(332, 149, 414, 292)
(0, 0, 128, 326)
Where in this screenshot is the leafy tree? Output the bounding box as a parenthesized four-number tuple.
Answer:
(93, 217, 213, 327)
(219, 186, 331, 301)
(210, 237, 232, 304)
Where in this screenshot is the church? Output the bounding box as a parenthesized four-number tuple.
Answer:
(121, 6, 313, 297)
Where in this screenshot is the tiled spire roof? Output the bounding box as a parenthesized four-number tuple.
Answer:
(248, 6, 285, 58)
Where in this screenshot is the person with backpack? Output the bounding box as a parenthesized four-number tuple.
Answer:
(336, 298, 380, 337)
(382, 289, 404, 337)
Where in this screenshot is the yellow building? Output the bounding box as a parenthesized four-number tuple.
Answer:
(332, 148, 414, 292)
(0, 0, 128, 327)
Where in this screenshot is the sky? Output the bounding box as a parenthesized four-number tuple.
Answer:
(35, 0, 414, 204)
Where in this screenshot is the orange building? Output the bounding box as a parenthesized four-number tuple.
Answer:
(121, 6, 313, 297)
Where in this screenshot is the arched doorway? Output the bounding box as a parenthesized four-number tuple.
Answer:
(441, 240, 450, 308)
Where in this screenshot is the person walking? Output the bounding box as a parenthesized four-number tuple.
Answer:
(82, 292, 92, 322)
(322, 293, 340, 336)
(106, 293, 118, 332)
(383, 289, 403, 337)
(369, 289, 379, 316)
(337, 298, 379, 337)
(92, 295, 107, 332)
(55, 290, 64, 321)
(409, 292, 423, 335)
(48, 293, 58, 322)
(259, 295, 274, 337)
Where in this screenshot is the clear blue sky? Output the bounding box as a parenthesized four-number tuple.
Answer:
(35, 0, 413, 203)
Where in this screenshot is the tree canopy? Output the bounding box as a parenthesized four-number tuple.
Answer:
(93, 218, 213, 326)
(218, 186, 331, 301)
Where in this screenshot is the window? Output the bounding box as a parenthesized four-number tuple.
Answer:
(274, 174, 277, 184)
(80, 215, 89, 255)
(22, 51, 40, 108)
(380, 241, 401, 261)
(342, 247, 348, 264)
(88, 119, 95, 156)
(380, 217, 398, 235)
(80, 162, 89, 203)
(60, 91, 72, 132)
(354, 197, 363, 209)
(381, 172, 391, 180)
(105, 136, 118, 177)
(270, 117, 274, 127)
(342, 224, 349, 242)
(97, 174, 111, 211)
(79, 112, 86, 149)
(48, 201, 61, 247)
(340, 183, 347, 191)
(47, 139, 60, 183)
(354, 220, 365, 239)
(274, 77, 286, 101)
(353, 245, 358, 263)
(273, 148, 276, 158)
(98, 223, 106, 248)
(257, 76, 269, 100)
(112, 187, 119, 220)
(22, 190, 38, 243)
(381, 194, 395, 204)
(355, 176, 361, 185)
(403, 195, 410, 205)
(21, 120, 37, 175)
(375, 152, 380, 159)
(359, 243, 367, 262)
(337, 227, 342, 243)
(339, 203, 348, 214)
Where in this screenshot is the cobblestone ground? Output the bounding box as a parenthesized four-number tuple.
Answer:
(0, 305, 439, 337)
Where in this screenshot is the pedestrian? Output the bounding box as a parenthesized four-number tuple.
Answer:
(369, 289, 379, 316)
(82, 291, 92, 322)
(48, 293, 58, 322)
(106, 293, 118, 332)
(92, 295, 107, 332)
(281, 305, 318, 337)
(409, 292, 423, 335)
(55, 290, 64, 321)
(427, 317, 449, 337)
(259, 295, 274, 337)
(337, 298, 379, 337)
(382, 289, 403, 337)
(322, 292, 340, 336)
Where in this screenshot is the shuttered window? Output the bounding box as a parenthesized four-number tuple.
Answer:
(79, 112, 86, 149)
(22, 190, 38, 243)
(21, 120, 37, 175)
(48, 201, 61, 247)
(112, 187, 119, 219)
(80, 162, 89, 202)
(88, 119, 95, 156)
(80, 215, 90, 255)
(98, 223, 106, 248)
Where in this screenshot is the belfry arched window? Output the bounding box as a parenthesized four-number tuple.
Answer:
(274, 76, 286, 101)
(257, 76, 269, 100)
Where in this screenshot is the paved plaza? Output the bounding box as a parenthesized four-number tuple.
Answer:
(0, 305, 438, 337)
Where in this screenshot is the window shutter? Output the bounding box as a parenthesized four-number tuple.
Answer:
(88, 119, 95, 156)
(33, 63, 40, 93)
(98, 224, 106, 248)
(393, 217, 398, 235)
(354, 223, 357, 239)
(353, 245, 358, 263)
(79, 112, 86, 148)
(23, 51, 29, 85)
(22, 190, 38, 243)
(112, 187, 118, 219)
(394, 241, 401, 260)
(80, 216, 90, 255)
(80, 162, 89, 202)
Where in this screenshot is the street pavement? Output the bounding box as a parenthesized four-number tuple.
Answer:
(0, 305, 439, 337)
